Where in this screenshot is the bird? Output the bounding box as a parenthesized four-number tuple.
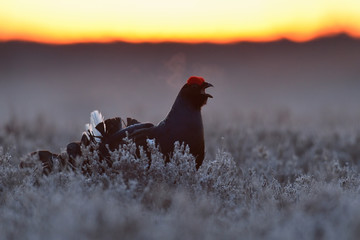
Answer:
(25, 76, 213, 174)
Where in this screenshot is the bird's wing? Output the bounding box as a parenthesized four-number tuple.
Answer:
(128, 127, 156, 147)
(102, 122, 155, 151)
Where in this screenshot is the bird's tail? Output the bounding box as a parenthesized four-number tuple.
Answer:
(85, 110, 105, 143)
(82, 110, 142, 145)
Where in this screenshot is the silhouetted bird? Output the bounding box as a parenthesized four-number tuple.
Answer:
(25, 76, 213, 174)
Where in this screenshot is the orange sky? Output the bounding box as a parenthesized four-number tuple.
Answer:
(1, 0, 360, 44)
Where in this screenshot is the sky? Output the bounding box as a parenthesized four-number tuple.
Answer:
(1, 0, 360, 44)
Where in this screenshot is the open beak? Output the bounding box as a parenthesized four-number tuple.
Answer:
(201, 82, 213, 98)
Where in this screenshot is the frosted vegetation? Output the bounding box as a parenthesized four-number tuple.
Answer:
(1, 114, 360, 240)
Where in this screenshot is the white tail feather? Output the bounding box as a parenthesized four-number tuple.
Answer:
(86, 110, 105, 142)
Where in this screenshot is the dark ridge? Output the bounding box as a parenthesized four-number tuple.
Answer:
(0, 32, 358, 47)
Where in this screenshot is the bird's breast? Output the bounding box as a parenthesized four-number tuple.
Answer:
(155, 112, 204, 158)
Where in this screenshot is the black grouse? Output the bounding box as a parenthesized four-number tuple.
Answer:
(26, 76, 213, 173)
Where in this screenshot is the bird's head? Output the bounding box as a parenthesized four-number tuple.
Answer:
(179, 76, 213, 109)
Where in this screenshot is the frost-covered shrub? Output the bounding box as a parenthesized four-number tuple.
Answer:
(197, 149, 242, 205)
(2, 115, 360, 240)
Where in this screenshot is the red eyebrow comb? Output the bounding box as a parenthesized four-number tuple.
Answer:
(187, 76, 205, 85)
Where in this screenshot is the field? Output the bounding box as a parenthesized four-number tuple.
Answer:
(1, 113, 360, 240)
(1, 36, 360, 239)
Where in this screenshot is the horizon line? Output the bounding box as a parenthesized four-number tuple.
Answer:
(1, 32, 358, 46)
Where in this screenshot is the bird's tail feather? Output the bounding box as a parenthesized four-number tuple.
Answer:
(85, 110, 105, 143)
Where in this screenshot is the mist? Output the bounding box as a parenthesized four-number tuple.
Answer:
(1, 34, 360, 131)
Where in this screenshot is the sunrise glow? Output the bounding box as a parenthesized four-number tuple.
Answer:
(1, 0, 360, 44)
